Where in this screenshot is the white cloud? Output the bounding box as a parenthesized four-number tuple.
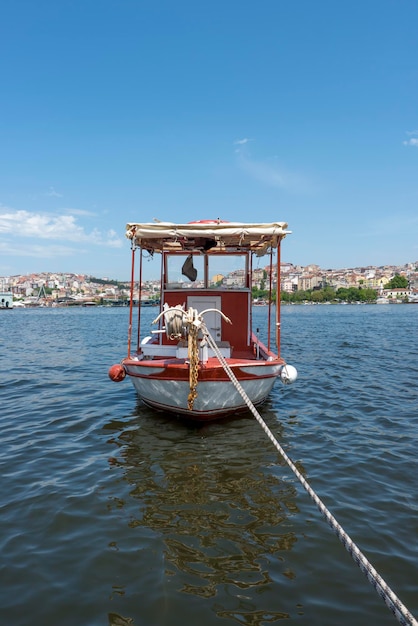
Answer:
(239, 155, 286, 187)
(232, 139, 311, 191)
(66, 208, 98, 217)
(235, 150, 310, 192)
(105, 229, 122, 248)
(233, 138, 251, 145)
(46, 186, 63, 198)
(403, 138, 418, 147)
(403, 130, 418, 146)
(0, 208, 123, 248)
(0, 241, 82, 258)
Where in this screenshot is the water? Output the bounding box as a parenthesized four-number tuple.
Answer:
(1, 304, 417, 626)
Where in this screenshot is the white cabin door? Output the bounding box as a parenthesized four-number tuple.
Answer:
(187, 295, 222, 341)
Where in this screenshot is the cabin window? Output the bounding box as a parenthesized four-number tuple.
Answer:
(164, 253, 205, 288)
(164, 253, 248, 289)
(208, 254, 247, 289)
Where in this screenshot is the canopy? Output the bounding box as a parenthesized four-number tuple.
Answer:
(126, 220, 290, 255)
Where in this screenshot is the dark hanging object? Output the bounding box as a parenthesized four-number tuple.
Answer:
(203, 238, 217, 251)
(182, 255, 197, 281)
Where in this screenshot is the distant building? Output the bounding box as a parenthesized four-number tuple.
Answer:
(383, 288, 411, 301)
(211, 274, 224, 285)
(0, 291, 13, 309)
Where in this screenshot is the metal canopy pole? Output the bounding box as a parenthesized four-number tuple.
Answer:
(127, 245, 136, 358)
(267, 248, 273, 352)
(275, 240, 281, 356)
(136, 247, 143, 351)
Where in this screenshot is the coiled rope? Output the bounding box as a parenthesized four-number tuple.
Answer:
(203, 325, 417, 626)
(162, 303, 185, 339)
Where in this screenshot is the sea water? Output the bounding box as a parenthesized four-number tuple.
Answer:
(0, 304, 417, 626)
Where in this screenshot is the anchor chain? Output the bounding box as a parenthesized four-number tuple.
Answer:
(187, 321, 199, 410)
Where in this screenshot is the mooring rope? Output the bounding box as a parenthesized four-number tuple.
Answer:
(203, 327, 417, 626)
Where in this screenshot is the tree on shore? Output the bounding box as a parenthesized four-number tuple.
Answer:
(384, 274, 408, 289)
(279, 286, 377, 304)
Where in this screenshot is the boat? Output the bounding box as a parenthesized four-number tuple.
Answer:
(109, 219, 297, 420)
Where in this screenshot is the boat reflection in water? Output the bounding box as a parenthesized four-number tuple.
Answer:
(104, 404, 305, 624)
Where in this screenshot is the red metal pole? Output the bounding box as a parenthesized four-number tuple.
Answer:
(249, 251, 253, 346)
(276, 240, 281, 356)
(267, 249, 273, 352)
(136, 248, 143, 351)
(127, 245, 136, 358)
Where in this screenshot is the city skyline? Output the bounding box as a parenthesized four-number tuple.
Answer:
(2, 256, 417, 287)
(1, 1, 417, 281)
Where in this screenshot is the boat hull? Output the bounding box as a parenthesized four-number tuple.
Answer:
(123, 357, 283, 420)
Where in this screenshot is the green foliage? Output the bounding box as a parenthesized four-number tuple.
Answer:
(252, 286, 269, 300)
(383, 274, 408, 289)
(322, 286, 337, 301)
(335, 287, 377, 302)
(278, 286, 377, 304)
(88, 276, 128, 287)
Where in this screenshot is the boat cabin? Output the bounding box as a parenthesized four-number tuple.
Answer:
(125, 220, 290, 361)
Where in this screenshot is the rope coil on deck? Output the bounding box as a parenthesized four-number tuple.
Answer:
(202, 324, 417, 626)
(162, 304, 185, 339)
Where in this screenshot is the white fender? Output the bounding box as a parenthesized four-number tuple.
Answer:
(280, 364, 298, 384)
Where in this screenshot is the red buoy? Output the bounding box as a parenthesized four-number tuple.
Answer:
(108, 364, 126, 382)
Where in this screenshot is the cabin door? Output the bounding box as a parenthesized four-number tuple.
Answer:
(187, 295, 222, 341)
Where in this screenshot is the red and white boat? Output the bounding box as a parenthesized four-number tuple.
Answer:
(109, 220, 297, 420)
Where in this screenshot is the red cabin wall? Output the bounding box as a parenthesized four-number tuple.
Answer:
(161, 289, 250, 350)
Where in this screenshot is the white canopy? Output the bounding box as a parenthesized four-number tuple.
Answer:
(126, 220, 290, 255)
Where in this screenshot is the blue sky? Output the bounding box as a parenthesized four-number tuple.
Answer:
(1, 0, 417, 280)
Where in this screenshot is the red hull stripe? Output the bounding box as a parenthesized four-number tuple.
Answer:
(126, 366, 277, 382)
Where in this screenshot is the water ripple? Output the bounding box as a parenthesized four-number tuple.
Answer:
(0, 305, 417, 625)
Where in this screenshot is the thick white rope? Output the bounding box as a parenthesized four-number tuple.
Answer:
(204, 327, 417, 626)
(153, 304, 185, 339)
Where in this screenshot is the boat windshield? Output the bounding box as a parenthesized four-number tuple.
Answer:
(164, 252, 248, 289)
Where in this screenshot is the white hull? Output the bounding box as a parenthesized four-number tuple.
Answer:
(125, 362, 281, 419)
(130, 377, 277, 417)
